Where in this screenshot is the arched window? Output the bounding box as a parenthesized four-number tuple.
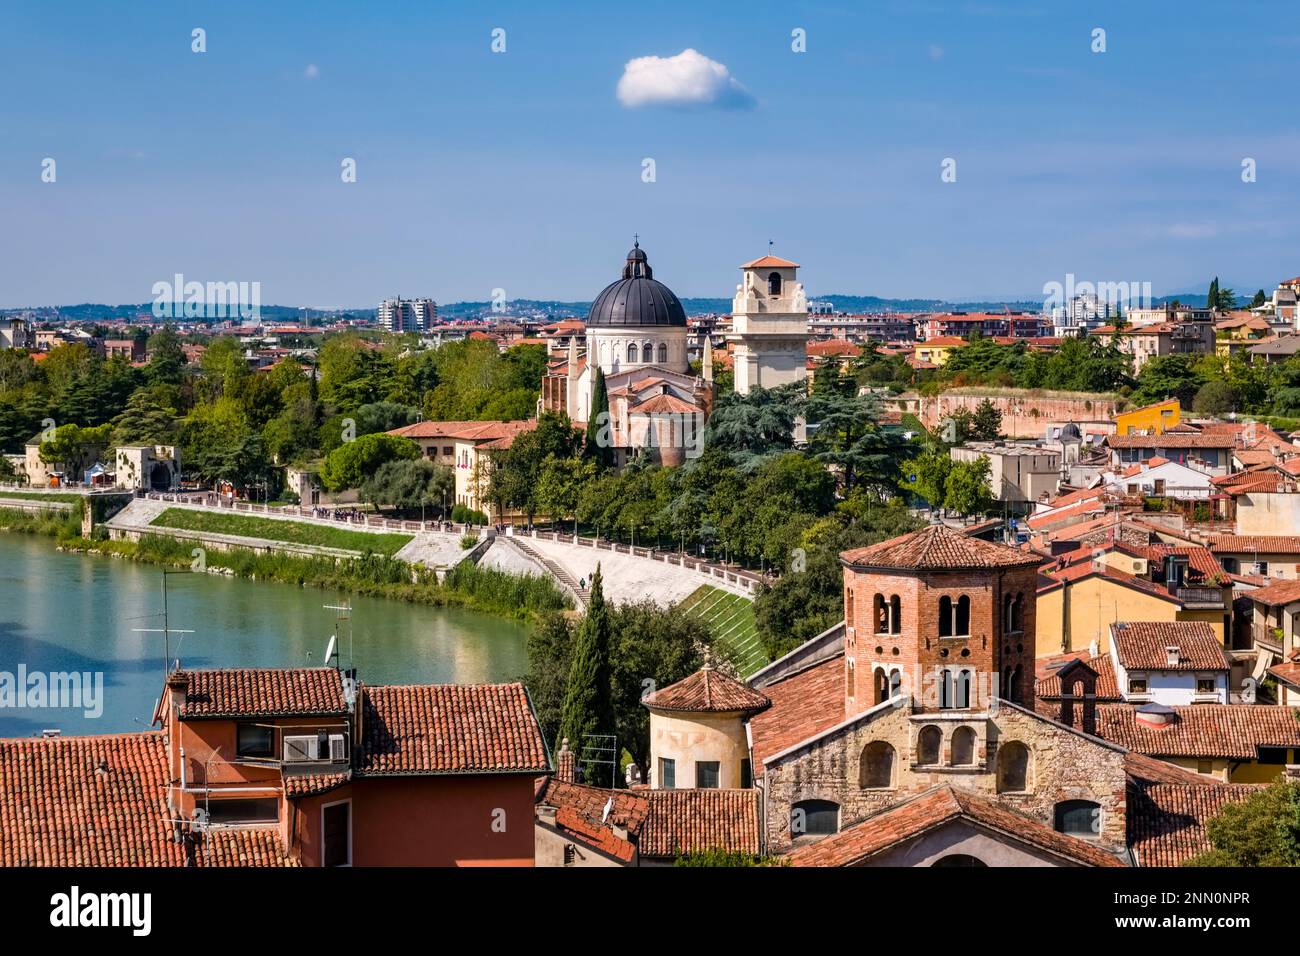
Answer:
(932, 854, 987, 867)
(768, 272, 782, 296)
(1054, 800, 1102, 838)
(889, 595, 901, 634)
(845, 657, 855, 698)
(657, 342, 668, 364)
(951, 726, 976, 766)
(860, 742, 896, 789)
(791, 799, 839, 838)
(917, 725, 942, 765)
(627, 342, 637, 364)
(873, 667, 889, 704)
(1003, 593, 1015, 633)
(641, 343, 653, 363)
(955, 669, 973, 709)
(940, 669, 956, 709)
(873, 594, 887, 633)
(845, 588, 855, 626)
(939, 596, 953, 637)
(889, 669, 902, 697)
(997, 741, 1030, 793)
(1008, 665, 1021, 704)
(955, 596, 970, 636)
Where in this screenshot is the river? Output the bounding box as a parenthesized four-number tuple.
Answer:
(0, 533, 531, 736)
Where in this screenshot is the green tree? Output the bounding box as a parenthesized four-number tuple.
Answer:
(318, 432, 420, 492)
(1192, 380, 1240, 416)
(145, 328, 186, 385)
(903, 447, 953, 511)
(970, 398, 1002, 441)
(1207, 277, 1219, 310)
(702, 384, 800, 468)
(1185, 778, 1300, 867)
(38, 423, 111, 475)
(559, 566, 616, 785)
(943, 455, 994, 516)
(360, 457, 452, 515)
(585, 366, 613, 468)
(1251, 289, 1268, 308)
(111, 390, 178, 446)
(488, 413, 582, 524)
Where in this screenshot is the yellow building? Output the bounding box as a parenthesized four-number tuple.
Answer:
(1113, 399, 1180, 436)
(1036, 567, 1230, 659)
(912, 338, 967, 367)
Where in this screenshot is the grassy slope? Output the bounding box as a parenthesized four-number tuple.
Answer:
(150, 508, 413, 556)
(0, 491, 83, 503)
(679, 584, 769, 677)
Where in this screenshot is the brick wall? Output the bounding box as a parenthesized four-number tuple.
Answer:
(920, 390, 1124, 439)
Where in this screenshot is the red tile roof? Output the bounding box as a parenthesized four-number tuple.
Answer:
(1268, 662, 1300, 688)
(1208, 535, 1300, 554)
(537, 779, 649, 834)
(640, 789, 761, 858)
(1097, 704, 1300, 759)
(1244, 578, 1300, 607)
(554, 806, 637, 862)
(177, 668, 347, 719)
(1110, 621, 1228, 671)
(1127, 783, 1260, 866)
(388, 419, 536, 442)
(1036, 653, 1122, 702)
(787, 786, 1125, 867)
(1106, 433, 1235, 449)
(748, 655, 846, 771)
(841, 524, 1040, 572)
(642, 666, 771, 715)
(356, 683, 550, 775)
(740, 254, 799, 269)
(0, 732, 180, 866)
(194, 827, 300, 867)
(283, 771, 351, 799)
(631, 393, 703, 415)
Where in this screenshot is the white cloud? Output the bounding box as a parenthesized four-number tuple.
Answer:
(304, 64, 320, 79)
(616, 49, 754, 109)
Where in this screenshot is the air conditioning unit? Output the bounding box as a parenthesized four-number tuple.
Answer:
(328, 734, 347, 761)
(283, 735, 319, 762)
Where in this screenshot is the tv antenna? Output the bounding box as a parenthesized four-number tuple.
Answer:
(131, 570, 195, 673)
(323, 601, 353, 669)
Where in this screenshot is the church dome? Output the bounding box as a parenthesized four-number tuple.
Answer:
(587, 242, 688, 328)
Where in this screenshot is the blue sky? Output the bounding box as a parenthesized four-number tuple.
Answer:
(1, 0, 1296, 308)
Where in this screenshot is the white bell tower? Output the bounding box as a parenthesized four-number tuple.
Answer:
(728, 253, 809, 394)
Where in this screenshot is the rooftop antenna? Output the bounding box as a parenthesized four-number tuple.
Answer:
(324, 601, 353, 669)
(132, 570, 195, 674)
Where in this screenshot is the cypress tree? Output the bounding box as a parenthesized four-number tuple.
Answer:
(558, 565, 615, 785)
(585, 367, 613, 468)
(1207, 277, 1219, 309)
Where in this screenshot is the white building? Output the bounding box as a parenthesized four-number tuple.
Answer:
(727, 254, 810, 394)
(378, 297, 437, 333)
(1051, 294, 1112, 337)
(1110, 622, 1229, 706)
(0, 318, 34, 350)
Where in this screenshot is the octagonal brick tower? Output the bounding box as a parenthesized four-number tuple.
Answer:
(840, 525, 1041, 716)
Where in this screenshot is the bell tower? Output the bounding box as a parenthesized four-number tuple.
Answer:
(728, 253, 810, 394)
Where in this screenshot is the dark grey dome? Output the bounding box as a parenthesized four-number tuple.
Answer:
(1060, 423, 1082, 442)
(587, 242, 687, 328)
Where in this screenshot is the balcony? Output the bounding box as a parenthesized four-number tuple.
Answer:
(1170, 585, 1224, 609)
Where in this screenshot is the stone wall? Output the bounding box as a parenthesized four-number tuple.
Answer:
(761, 697, 1129, 856)
(920, 389, 1124, 439)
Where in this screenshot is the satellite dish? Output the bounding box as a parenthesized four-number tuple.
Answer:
(324, 634, 338, 667)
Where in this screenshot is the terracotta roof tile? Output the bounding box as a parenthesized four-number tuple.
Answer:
(357, 683, 550, 775)
(642, 666, 770, 715)
(748, 655, 846, 771)
(1208, 535, 1300, 554)
(640, 789, 761, 858)
(554, 806, 637, 862)
(537, 779, 650, 833)
(1244, 578, 1300, 607)
(1106, 433, 1235, 449)
(787, 786, 1125, 867)
(0, 732, 180, 867)
(1036, 653, 1122, 702)
(283, 771, 351, 799)
(1127, 783, 1260, 867)
(194, 827, 299, 867)
(1268, 662, 1300, 688)
(1110, 621, 1228, 671)
(1097, 704, 1300, 759)
(841, 524, 1041, 572)
(178, 668, 346, 719)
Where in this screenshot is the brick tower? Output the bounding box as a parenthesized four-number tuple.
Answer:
(840, 525, 1040, 715)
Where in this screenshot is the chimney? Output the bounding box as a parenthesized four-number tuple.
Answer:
(1166, 645, 1180, 667)
(557, 738, 576, 784)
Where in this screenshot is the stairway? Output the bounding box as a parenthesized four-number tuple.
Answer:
(502, 535, 589, 610)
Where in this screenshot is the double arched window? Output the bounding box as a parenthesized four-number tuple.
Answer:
(940, 668, 973, 709)
(873, 594, 901, 634)
(860, 742, 896, 789)
(938, 595, 970, 637)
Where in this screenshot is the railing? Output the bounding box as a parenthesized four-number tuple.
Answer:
(1252, 624, 1284, 655)
(139, 492, 479, 536)
(524, 528, 764, 595)
(1172, 586, 1225, 608)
